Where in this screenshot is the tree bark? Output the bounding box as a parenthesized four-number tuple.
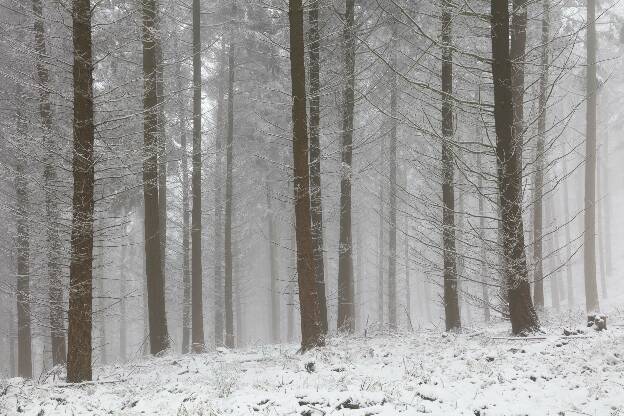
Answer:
(224, 34, 235, 349)
(584, 0, 600, 313)
(66, 0, 96, 382)
(267, 188, 281, 343)
(377, 181, 384, 324)
(510, 0, 528, 162)
(307, 0, 328, 336)
(441, 0, 461, 331)
(562, 150, 574, 307)
(490, 0, 539, 334)
(288, 0, 324, 351)
(31, 0, 66, 366)
(337, 0, 356, 333)
(141, 0, 169, 356)
(191, 0, 205, 352)
(156, 10, 167, 284)
(387, 23, 398, 328)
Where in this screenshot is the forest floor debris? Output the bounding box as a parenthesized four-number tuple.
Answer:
(1, 321, 623, 415)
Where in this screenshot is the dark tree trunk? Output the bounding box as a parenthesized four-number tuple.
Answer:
(490, 0, 539, 334)
(31, 0, 66, 366)
(532, 0, 549, 310)
(307, 0, 328, 337)
(66, 0, 96, 382)
(191, 0, 205, 352)
(387, 23, 398, 328)
(584, 0, 600, 313)
(267, 188, 281, 343)
(510, 0, 528, 161)
(441, 0, 460, 331)
(337, 0, 356, 333)
(141, 0, 169, 355)
(224, 35, 235, 349)
(15, 114, 32, 378)
(288, 0, 324, 351)
(156, 12, 167, 283)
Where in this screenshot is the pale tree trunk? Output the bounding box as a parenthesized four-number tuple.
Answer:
(490, 0, 539, 334)
(377, 181, 384, 324)
(337, 0, 356, 332)
(191, 0, 205, 352)
(288, 0, 324, 351)
(476, 122, 490, 322)
(441, 0, 460, 331)
(546, 194, 560, 311)
(601, 104, 612, 290)
(387, 23, 398, 328)
(584, 0, 600, 313)
(561, 151, 574, 307)
(119, 227, 127, 362)
(96, 239, 107, 364)
(141, 0, 169, 355)
(267, 188, 281, 343)
(31, 0, 66, 366)
(307, 0, 328, 335)
(15, 112, 32, 378)
(224, 34, 235, 349)
(596, 103, 607, 299)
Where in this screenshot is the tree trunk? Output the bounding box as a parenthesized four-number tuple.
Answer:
(307, 0, 328, 336)
(377, 181, 384, 324)
(155, 10, 167, 284)
(387, 23, 398, 328)
(337, 0, 356, 333)
(66, 0, 96, 382)
(267, 188, 281, 343)
(190, 0, 205, 352)
(490, 0, 539, 334)
(15, 114, 32, 378)
(213, 54, 225, 348)
(548, 195, 560, 311)
(141, 0, 169, 355)
(96, 239, 107, 364)
(119, 230, 127, 362)
(476, 122, 490, 323)
(31, 0, 66, 366)
(224, 34, 235, 349)
(441, 0, 460, 331)
(510, 0, 528, 162)
(288, 0, 324, 351)
(562, 150, 574, 307)
(584, 0, 600, 313)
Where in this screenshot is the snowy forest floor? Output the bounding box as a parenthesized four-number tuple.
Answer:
(2, 313, 624, 416)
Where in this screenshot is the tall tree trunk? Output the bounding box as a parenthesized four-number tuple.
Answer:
(15, 114, 32, 378)
(31, 0, 66, 366)
(584, 0, 600, 313)
(596, 117, 607, 299)
(66, 0, 96, 382)
(191, 0, 205, 352)
(387, 23, 398, 328)
(476, 121, 491, 322)
(307, 0, 328, 336)
(510, 0, 528, 162)
(175, 49, 191, 354)
(533, 0, 549, 311)
(288, 0, 324, 351)
(96, 239, 107, 364)
(548, 195, 560, 311)
(562, 150, 574, 307)
(601, 104, 612, 288)
(224, 35, 235, 349)
(337, 0, 356, 333)
(377, 181, 384, 324)
(441, 0, 460, 331)
(490, 0, 539, 334)
(267, 188, 281, 343)
(156, 11, 167, 283)
(213, 53, 225, 348)
(119, 229, 127, 362)
(141, 0, 169, 356)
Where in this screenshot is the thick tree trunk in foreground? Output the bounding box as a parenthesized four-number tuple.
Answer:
(15, 118, 32, 378)
(224, 36, 235, 349)
(510, 0, 528, 162)
(67, 0, 96, 382)
(307, 0, 328, 336)
(337, 0, 356, 332)
(387, 24, 398, 328)
(141, 0, 169, 355)
(32, 0, 66, 366)
(191, 0, 205, 352)
(288, 0, 324, 351)
(584, 0, 600, 313)
(441, 0, 460, 331)
(490, 0, 539, 334)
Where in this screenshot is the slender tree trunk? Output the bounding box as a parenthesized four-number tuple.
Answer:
(548, 195, 560, 311)
(267, 188, 281, 343)
(337, 0, 356, 333)
(441, 0, 460, 331)
(476, 122, 490, 322)
(96, 239, 107, 364)
(190, 0, 205, 352)
(15, 116, 32, 378)
(584, 0, 600, 313)
(66, 0, 96, 382)
(31, 0, 66, 366)
(224, 35, 235, 349)
(601, 105, 612, 287)
(533, 0, 549, 311)
(119, 230, 127, 362)
(307, 0, 328, 336)
(596, 115, 607, 299)
(288, 0, 324, 351)
(387, 23, 398, 328)
(562, 151, 574, 307)
(377, 181, 384, 324)
(213, 57, 225, 348)
(141, 0, 169, 355)
(490, 0, 539, 334)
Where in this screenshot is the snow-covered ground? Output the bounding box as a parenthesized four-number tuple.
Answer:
(2, 316, 623, 416)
